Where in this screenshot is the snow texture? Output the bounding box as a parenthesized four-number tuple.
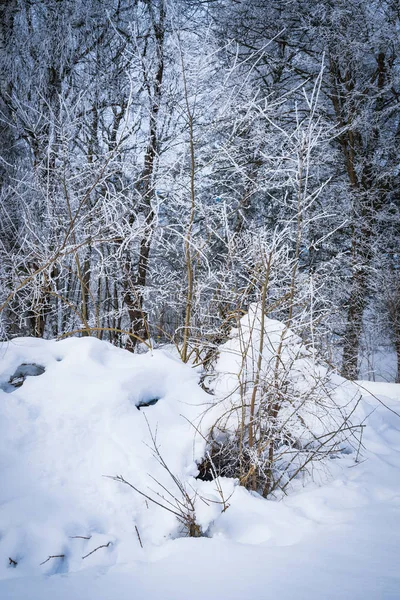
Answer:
(0, 335, 399, 599)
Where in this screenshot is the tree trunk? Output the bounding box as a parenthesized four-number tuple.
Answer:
(341, 272, 366, 380)
(123, 1, 165, 350)
(396, 338, 400, 385)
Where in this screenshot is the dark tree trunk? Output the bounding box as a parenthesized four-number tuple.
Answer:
(341, 272, 366, 380)
(123, 0, 165, 350)
(396, 338, 400, 385)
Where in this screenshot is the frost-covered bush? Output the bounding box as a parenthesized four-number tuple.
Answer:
(201, 304, 362, 496)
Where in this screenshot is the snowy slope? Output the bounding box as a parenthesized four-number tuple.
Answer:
(0, 337, 399, 599)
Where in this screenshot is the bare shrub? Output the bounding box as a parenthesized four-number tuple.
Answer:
(200, 303, 363, 497)
(110, 418, 231, 538)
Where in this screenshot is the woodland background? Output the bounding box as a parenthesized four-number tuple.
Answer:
(1, 0, 399, 382)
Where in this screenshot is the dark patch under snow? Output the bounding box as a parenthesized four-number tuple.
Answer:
(1, 363, 45, 393)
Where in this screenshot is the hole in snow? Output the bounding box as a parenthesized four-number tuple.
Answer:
(1, 363, 45, 393)
(136, 397, 160, 410)
(131, 381, 166, 410)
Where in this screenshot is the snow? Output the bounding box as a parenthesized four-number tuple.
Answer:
(358, 347, 398, 383)
(0, 337, 212, 575)
(0, 335, 400, 599)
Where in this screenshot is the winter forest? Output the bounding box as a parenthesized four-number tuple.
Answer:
(1, 0, 399, 380)
(0, 1, 400, 598)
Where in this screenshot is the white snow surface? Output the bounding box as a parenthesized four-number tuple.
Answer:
(0, 336, 399, 599)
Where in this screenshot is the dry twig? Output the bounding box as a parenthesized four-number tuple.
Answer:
(40, 554, 65, 566)
(82, 542, 112, 560)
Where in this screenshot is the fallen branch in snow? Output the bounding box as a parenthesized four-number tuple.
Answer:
(69, 535, 92, 540)
(40, 554, 65, 565)
(8, 557, 17, 567)
(82, 542, 112, 560)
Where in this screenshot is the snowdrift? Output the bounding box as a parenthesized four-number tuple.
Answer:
(0, 316, 389, 592)
(0, 336, 213, 577)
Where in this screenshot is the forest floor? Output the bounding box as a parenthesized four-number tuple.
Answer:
(0, 338, 399, 599)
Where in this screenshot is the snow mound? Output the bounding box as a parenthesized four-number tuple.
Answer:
(0, 337, 211, 578)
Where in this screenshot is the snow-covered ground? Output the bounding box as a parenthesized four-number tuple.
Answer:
(0, 337, 399, 599)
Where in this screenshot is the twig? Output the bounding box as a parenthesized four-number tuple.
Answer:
(355, 423, 364, 463)
(106, 475, 182, 519)
(355, 382, 400, 419)
(8, 557, 17, 567)
(69, 535, 92, 540)
(40, 554, 65, 566)
(82, 542, 112, 560)
(135, 525, 143, 548)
